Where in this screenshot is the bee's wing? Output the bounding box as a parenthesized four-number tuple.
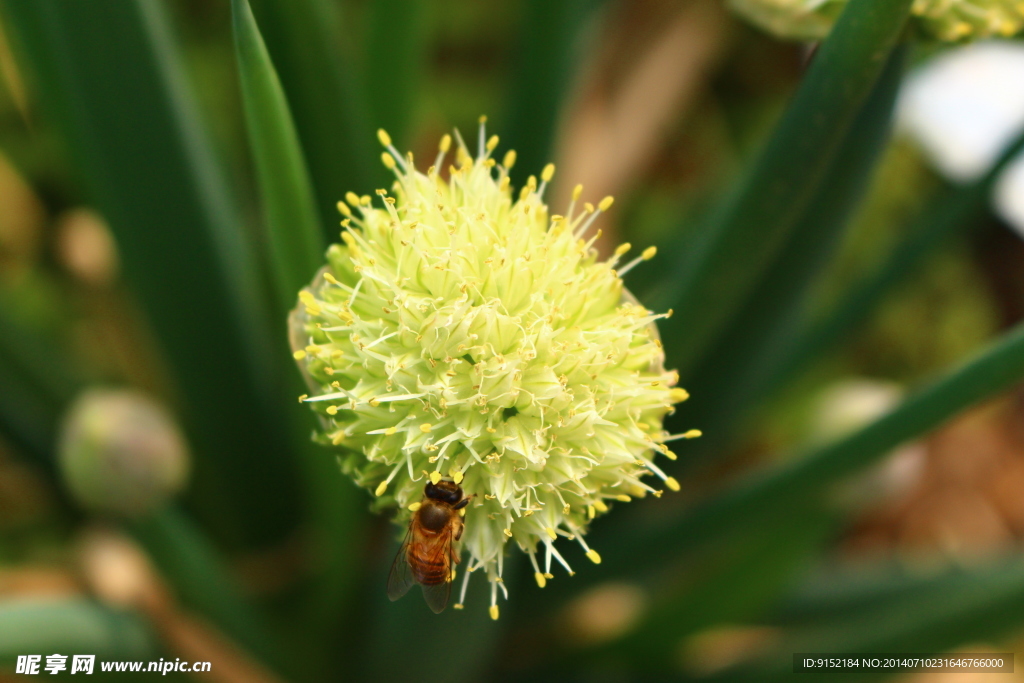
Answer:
(419, 525, 455, 614)
(386, 525, 416, 602)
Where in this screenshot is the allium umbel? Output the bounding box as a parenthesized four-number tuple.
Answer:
(729, 0, 1024, 41)
(289, 121, 697, 618)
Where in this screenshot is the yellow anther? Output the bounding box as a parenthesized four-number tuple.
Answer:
(384, 426, 397, 436)
(331, 433, 345, 445)
(588, 504, 596, 519)
(453, 603, 464, 610)
(298, 394, 308, 403)
(326, 405, 339, 415)
(360, 195, 371, 205)
(489, 604, 499, 621)
(598, 196, 615, 212)
(486, 135, 499, 152)
(377, 128, 392, 147)
(305, 345, 321, 356)
(341, 232, 355, 246)
(381, 152, 396, 170)
(534, 572, 547, 588)
(345, 191, 360, 206)
(664, 449, 678, 461)
(685, 429, 702, 439)
(503, 528, 513, 538)
(642, 246, 657, 260)
(408, 502, 421, 511)
(562, 504, 570, 515)
(665, 476, 681, 492)
(545, 527, 557, 541)
(299, 290, 316, 304)
(420, 423, 433, 433)
(541, 163, 555, 182)
(572, 184, 583, 201)
(584, 202, 594, 213)
(502, 150, 516, 169)
(323, 272, 339, 285)
(593, 500, 608, 513)
(439, 134, 452, 153)
(669, 388, 690, 403)
(615, 242, 631, 257)
(586, 549, 602, 565)
(375, 481, 388, 496)
(429, 471, 442, 485)
(453, 470, 464, 484)
(478, 115, 488, 124)
(292, 350, 307, 361)
(615, 494, 631, 503)
(369, 398, 380, 407)
(336, 200, 351, 217)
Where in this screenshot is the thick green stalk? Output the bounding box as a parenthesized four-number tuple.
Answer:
(365, 0, 429, 150)
(502, 0, 600, 182)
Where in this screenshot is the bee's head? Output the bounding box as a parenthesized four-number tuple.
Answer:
(424, 480, 463, 505)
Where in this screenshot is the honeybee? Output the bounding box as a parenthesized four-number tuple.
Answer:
(387, 480, 470, 613)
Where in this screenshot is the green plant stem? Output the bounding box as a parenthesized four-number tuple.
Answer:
(231, 0, 325, 314)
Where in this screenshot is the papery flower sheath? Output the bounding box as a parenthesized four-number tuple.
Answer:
(289, 120, 698, 617)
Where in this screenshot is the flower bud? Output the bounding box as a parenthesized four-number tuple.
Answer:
(58, 389, 190, 517)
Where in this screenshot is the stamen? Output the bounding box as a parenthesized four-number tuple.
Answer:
(434, 134, 452, 171)
(617, 246, 657, 276)
(660, 429, 703, 442)
(477, 115, 488, 160)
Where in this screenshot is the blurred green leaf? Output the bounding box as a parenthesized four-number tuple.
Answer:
(232, 0, 324, 313)
(676, 43, 908, 460)
(715, 559, 1024, 682)
(0, 357, 61, 469)
(659, 0, 914, 373)
(0, 309, 76, 468)
(0, 597, 155, 662)
(592, 502, 837, 671)
(365, 0, 429, 150)
(129, 506, 286, 674)
(248, 0, 381, 242)
(767, 125, 1024, 393)
(771, 563, 961, 628)
(0, 0, 302, 549)
(597, 318, 1024, 576)
(0, 308, 79, 408)
(502, 0, 601, 181)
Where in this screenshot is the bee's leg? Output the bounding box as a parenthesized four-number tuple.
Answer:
(455, 521, 464, 542)
(454, 495, 473, 511)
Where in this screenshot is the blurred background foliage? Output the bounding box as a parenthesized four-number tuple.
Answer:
(1, 0, 1024, 681)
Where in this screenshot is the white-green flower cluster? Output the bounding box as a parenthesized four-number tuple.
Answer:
(730, 0, 1024, 41)
(289, 122, 696, 618)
